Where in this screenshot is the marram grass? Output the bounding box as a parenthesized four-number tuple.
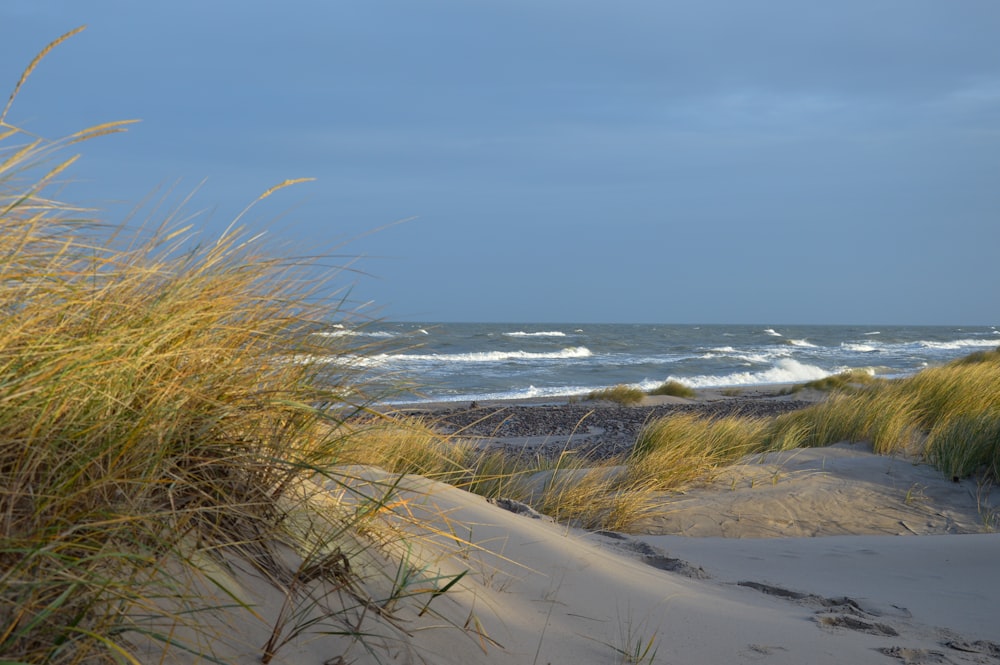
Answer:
(587, 384, 646, 405)
(648, 380, 696, 398)
(0, 29, 465, 665)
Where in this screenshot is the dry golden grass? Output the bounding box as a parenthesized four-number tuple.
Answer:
(587, 384, 646, 405)
(766, 352, 1000, 470)
(0, 29, 461, 664)
(629, 413, 770, 490)
(647, 380, 696, 398)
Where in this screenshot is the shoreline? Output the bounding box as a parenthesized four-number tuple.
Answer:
(378, 382, 825, 458)
(173, 379, 1000, 663)
(381, 381, 821, 411)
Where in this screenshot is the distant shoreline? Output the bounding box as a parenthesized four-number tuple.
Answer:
(378, 383, 824, 459)
(381, 381, 821, 410)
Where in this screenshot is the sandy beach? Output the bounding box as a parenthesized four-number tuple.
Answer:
(152, 388, 999, 664)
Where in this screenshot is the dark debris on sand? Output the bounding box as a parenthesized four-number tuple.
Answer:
(391, 399, 812, 460)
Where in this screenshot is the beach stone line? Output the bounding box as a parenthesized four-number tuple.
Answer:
(420, 398, 812, 460)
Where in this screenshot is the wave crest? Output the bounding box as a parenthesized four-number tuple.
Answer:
(380, 346, 593, 364)
(503, 330, 567, 338)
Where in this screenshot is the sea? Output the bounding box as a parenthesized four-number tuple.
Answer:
(316, 323, 1000, 404)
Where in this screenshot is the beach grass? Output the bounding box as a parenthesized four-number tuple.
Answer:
(781, 368, 879, 394)
(648, 380, 696, 399)
(587, 384, 646, 405)
(0, 29, 474, 664)
(629, 413, 770, 490)
(767, 351, 1000, 465)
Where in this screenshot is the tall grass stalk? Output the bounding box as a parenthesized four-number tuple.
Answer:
(0, 29, 428, 664)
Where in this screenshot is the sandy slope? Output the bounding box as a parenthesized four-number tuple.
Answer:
(143, 445, 999, 665)
(319, 458, 999, 665)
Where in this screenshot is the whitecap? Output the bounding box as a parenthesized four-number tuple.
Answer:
(842, 342, 879, 353)
(417, 384, 594, 403)
(764, 328, 782, 337)
(375, 346, 593, 364)
(917, 338, 1000, 351)
(787, 339, 818, 348)
(660, 359, 831, 389)
(312, 330, 397, 338)
(503, 331, 568, 338)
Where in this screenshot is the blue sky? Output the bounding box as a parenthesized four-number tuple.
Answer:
(2, 1, 999, 325)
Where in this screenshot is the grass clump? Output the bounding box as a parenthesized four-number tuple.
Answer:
(949, 346, 1000, 366)
(630, 413, 769, 490)
(648, 380, 696, 398)
(587, 384, 645, 405)
(634, 351, 1000, 492)
(767, 353, 1000, 468)
(344, 417, 661, 531)
(0, 29, 444, 664)
(782, 368, 878, 394)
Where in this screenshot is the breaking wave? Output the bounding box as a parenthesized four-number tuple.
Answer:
(503, 330, 568, 338)
(655, 358, 833, 389)
(376, 346, 593, 364)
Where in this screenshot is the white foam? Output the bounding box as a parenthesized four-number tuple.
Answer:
(503, 331, 568, 338)
(863, 331, 881, 336)
(787, 339, 818, 348)
(376, 346, 593, 364)
(703, 346, 791, 364)
(418, 384, 594, 403)
(312, 330, 397, 338)
(842, 342, 879, 353)
(917, 338, 1000, 351)
(737, 351, 790, 363)
(660, 358, 832, 389)
(764, 328, 782, 337)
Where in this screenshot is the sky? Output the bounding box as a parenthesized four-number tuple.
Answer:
(2, 1, 999, 325)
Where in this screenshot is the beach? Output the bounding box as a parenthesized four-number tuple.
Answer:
(156, 387, 999, 664)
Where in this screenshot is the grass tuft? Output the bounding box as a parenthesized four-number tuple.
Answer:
(630, 413, 769, 490)
(782, 368, 878, 394)
(587, 385, 645, 405)
(0, 30, 442, 664)
(647, 380, 696, 398)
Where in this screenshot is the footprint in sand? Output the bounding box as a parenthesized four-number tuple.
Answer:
(816, 613, 900, 637)
(877, 646, 951, 664)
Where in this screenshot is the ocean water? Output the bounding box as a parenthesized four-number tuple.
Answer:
(318, 323, 1000, 404)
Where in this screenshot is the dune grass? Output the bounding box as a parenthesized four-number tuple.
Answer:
(340, 417, 659, 531)
(0, 29, 474, 664)
(647, 380, 696, 399)
(587, 384, 646, 405)
(587, 380, 696, 404)
(629, 413, 770, 490)
(782, 368, 879, 394)
(766, 352, 1000, 465)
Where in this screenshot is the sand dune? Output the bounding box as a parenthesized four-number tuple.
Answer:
(150, 443, 998, 665)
